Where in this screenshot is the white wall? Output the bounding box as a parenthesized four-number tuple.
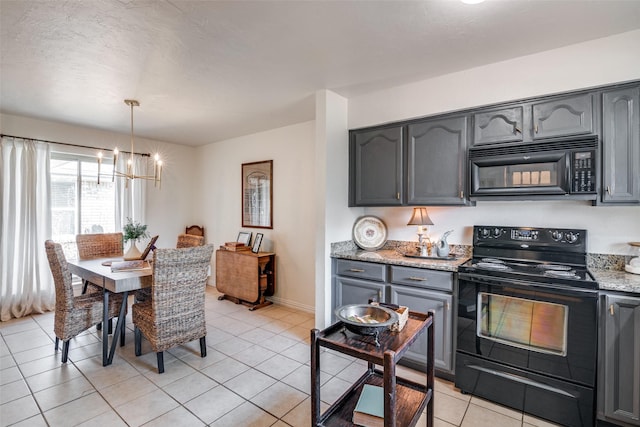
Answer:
(0, 113, 197, 250)
(346, 30, 640, 255)
(194, 121, 316, 312)
(315, 90, 356, 327)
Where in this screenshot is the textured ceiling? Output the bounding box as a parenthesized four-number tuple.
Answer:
(2, 0, 640, 146)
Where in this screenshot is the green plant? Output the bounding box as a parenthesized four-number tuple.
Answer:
(123, 218, 150, 243)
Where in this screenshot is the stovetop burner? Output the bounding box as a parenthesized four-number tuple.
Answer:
(475, 261, 511, 270)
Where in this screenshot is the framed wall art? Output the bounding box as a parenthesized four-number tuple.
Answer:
(242, 160, 273, 229)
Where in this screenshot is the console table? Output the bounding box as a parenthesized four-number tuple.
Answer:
(215, 249, 275, 310)
(311, 310, 434, 427)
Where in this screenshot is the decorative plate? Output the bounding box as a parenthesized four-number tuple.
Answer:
(352, 216, 388, 251)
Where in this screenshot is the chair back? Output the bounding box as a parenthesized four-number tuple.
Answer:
(185, 225, 205, 238)
(151, 245, 214, 318)
(76, 233, 123, 259)
(44, 240, 74, 311)
(176, 233, 204, 248)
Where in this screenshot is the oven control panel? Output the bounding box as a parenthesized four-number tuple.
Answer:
(475, 226, 587, 251)
(511, 229, 539, 240)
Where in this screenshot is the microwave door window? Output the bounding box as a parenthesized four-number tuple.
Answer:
(472, 152, 567, 195)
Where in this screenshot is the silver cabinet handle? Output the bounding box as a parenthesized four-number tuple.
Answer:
(378, 290, 382, 301)
(534, 124, 539, 134)
(408, 276, 427, 281)
(460, 190, 464, 199)
(609, 304, 615, 316)
(606, 186, 611, 195)
(396, 192, 400, 200)
(349, 268, 365, 273)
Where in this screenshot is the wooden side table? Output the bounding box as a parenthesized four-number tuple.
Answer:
(215, 249, 275, 310)
(311, 310, 434, 427)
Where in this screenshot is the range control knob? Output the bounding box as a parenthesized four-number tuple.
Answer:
(493, 228, 503, 238)
(566, 232, 579, 243)
(551, 230, 563, 241)
(480, 228, 491, 238)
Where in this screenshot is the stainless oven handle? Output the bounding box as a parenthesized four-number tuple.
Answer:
(467, 364, 576, 398)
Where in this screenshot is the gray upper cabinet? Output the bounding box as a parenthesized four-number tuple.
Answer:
(407, 116, 468, 205)
(599, 293, 640, 426)
(349, 126, 404, 206)
(531, 93, 594, 140)
(601, 86, 640, 204)
(473, 106, 524, 145)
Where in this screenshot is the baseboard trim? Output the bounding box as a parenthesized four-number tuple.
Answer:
(206, 283, 315, 315)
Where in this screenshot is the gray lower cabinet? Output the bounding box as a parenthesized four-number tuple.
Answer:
(349, 125, 404, 206)
(407, 116, 468, 205)
(334, 277, 387, 311)
(531, 93, 594, 140)
(390, 285, 452, 372)
(601, 86, 640, 204)
(598, 293, 640, 426)
(331, 258, 455, 375)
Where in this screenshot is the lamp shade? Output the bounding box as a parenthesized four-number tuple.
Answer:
(407, 207, 434, 226)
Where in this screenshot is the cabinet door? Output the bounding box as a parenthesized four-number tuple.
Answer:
(349, 126, 404, 206)
(531, 93, 594, 140)
(407, 116, 467, 205)
(334, 277, 388, 321)
(473, 106, 524, 145)
(602, 86, 640, 203)
(390, 285, 453, 373)
(603, 294, 640, 425)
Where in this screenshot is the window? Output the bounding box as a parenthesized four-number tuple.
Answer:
(50, 153, 116, 248)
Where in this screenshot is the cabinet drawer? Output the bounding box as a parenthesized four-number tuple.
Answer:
(335, 259, 387, 282)
(390, 266, 452, 291)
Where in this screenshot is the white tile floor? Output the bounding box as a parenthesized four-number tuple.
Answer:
(0, 286, 561, 426)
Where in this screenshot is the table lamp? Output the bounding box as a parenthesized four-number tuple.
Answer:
(407, 207, 434, 256)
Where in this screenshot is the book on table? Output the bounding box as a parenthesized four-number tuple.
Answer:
(110, 260, 150, 272)
(353, 384, 384, 427)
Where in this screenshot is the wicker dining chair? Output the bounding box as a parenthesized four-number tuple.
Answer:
(45, 240, 124, 363)
(76, 232, 125, 333)
(76, 232, 124, 294)
(133, 244, 214, 373)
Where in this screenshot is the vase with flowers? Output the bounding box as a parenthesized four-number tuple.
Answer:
(123, 218, 150, 260)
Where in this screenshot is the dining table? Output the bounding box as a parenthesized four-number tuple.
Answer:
(66, 257, 152, 366)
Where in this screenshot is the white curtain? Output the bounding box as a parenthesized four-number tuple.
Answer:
(0, 137, 55, 321)
(115, 153, 147, 238)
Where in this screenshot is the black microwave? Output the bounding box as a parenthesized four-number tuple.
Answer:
(468, 136, 599, 200)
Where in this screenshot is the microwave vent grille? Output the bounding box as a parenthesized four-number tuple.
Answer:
(469, 137, 598, 158)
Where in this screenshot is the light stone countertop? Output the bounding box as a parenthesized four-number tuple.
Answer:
(331, 249, 469, 272)
(591, 268, 640, 295)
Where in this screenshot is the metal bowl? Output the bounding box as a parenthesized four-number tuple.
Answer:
(335, 304, 398, 337)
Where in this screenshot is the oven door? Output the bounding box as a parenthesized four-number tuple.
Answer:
(457, 272, 598, 386)
(470, 150, 568, 196)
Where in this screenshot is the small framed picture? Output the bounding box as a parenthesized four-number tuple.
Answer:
(252, 233, 264, 253)
(237, 231, 252, 247)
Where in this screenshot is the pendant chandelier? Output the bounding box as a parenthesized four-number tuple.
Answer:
(97, 99, 162, 188)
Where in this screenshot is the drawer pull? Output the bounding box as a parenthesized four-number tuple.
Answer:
(408, 276, 427, 281)
(609, 304, 614, 316)
(349, 268, 365, 273)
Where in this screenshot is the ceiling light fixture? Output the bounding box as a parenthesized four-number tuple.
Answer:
(98, 99, 162, 188)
